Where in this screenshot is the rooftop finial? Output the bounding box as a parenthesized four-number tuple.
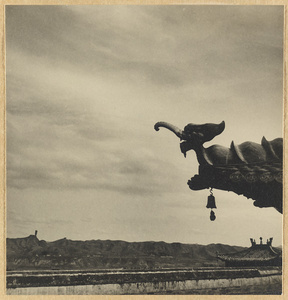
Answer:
(267, 237, 273, 246)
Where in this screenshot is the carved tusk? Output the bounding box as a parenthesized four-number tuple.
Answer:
(154, 121, 184, 139)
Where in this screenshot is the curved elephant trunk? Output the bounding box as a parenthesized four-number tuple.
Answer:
(154, 121, 184, 139)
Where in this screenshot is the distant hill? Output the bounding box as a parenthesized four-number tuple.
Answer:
(6, 235, 245, 271)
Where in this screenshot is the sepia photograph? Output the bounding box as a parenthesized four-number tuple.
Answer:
(4, 4, 284, 295)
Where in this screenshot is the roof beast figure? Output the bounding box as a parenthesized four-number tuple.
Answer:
(154, 121, 283, 213)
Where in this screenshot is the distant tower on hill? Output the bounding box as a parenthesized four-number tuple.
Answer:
(35, 230, 38, 237)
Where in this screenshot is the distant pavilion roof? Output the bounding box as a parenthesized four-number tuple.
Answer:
(217, 238, 282, 265)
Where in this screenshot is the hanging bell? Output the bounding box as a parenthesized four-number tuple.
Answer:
(210, 210, 216, 221)
(206, 189, 217, 221)
(206, 194, 217, 209)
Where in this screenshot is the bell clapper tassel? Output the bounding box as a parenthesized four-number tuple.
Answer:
(210, 210, 216, 221)
(206, 188, 216, 221)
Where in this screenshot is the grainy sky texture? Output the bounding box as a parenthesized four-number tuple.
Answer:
(6, 5, 283, 246)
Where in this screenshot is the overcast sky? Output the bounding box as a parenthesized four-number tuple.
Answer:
(6, 5, 283, 247)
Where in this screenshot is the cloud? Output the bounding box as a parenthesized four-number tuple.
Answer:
(5, 5, 283, 244)
(7, 95, 185, 195)
(6, 41, 189, 195)
(6, 6, 283, 90)
(8, 210, 72, 227)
